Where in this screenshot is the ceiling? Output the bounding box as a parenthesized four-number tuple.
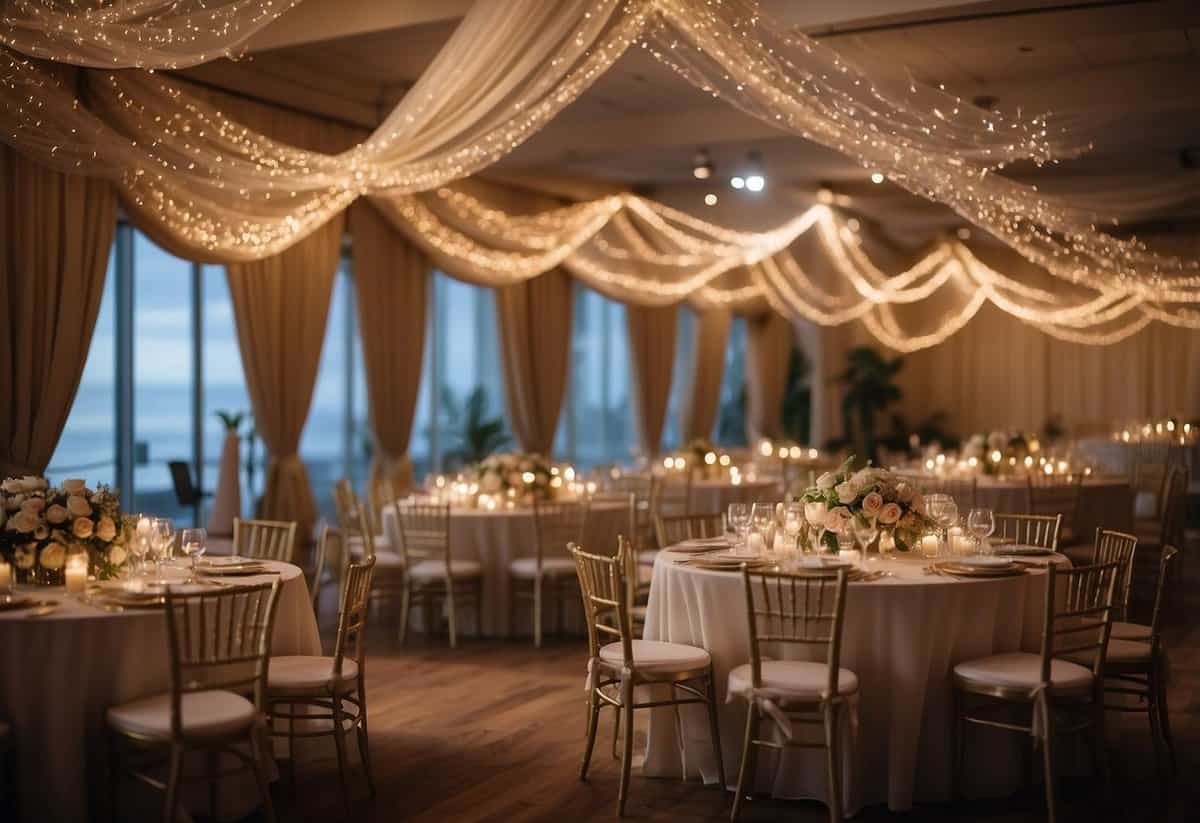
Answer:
(174, 0, 1200, 231)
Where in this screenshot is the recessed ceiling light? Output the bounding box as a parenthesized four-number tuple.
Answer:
(704, 193, 718, 206)
(692, 148, 713, 180)
(730, 176, 745, 190)
(870, 172, 885, 185)
(745, 174, 765, 192)
(847, 218, 861, 232)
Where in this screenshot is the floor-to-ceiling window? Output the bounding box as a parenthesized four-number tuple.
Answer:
(201, 264, 253, 515)
(714, 316, 748, 446)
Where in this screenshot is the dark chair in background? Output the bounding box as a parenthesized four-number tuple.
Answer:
(168, 460, 210, 525)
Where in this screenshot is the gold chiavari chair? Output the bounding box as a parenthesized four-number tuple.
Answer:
(310, 524, 338, 616)
(107, 580, 283, 823)
(1076, 546, 1179, 780)
(651, 472, 693, 535)
(268, 556, 377, 816)
(729, 568, 856, 823)
(571, 542, 725, 817)
(511, 499, 589, 647)
(922, 476, 978, 510)
(655, 512, 726, 549)
(992, 512, 1062, 551)
(395, 502, 482, 648)
(1027, 473, 1084, 545)
(606, 475, 656, 564)
(336, 482, 406, 610)
(233, 517, 298, 563)
(1091, 528, 1138, 624)
(952, 561, 1120, 823)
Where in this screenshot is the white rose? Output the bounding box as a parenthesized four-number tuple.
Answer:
(73, 517, 94, 539)
(803, 500, 828, 527)
(895, 482, 914, 503)
(816, 472, 837, 490)
(96, 515, 117, 542)
(824, 506, 853, 532)
(5, 493, 24, 511)
(39, 544, 66, 570)
(34, 524, 49, 540)
(46, 504, 69, 525)
(108, 545, 127, 566)
(480, 473, 501, 494)
(66, 495, 92, 517)
(10, 510, 38, 533)
(1, 477, 22, 494)
(61, 478, 87, 494)
(20, 497, 45, 515)
(834, 482, 857, 505)
(20, 475, 44, 493)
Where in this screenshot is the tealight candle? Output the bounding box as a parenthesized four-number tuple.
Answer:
(65, 554, 88, 594)
(746, 531, 765, 557)
(921, 534, 940, 559)
(0, 560, 12, 593)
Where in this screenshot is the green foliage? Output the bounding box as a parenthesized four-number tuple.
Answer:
(437, 385, 511, 469)
(1042, 413, 1066, 443)
(215, 410, 245, 432)
(781, 346, 812, 444)
(836, 347, 904, 463)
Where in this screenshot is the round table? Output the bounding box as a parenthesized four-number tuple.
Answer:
(381, 501, 631, 637)
(642, 549, 1069, 813)
(0, 560, 319, 822)
(688, 478, 782, 515)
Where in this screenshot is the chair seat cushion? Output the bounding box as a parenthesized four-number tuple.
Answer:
(372, 551, 405, 569)
(108, 690, 256, 740)
(1111, 621, 1152, 642)
(269, 655, 359, 695)
(347, 533, 392, 557)
(1065, 638, 1152, 667)
(954, 652, 1092, 693)
(509, 556, 576, 578)
(728, 660, 858, 702)
(409, 558, 482, 580)
(599, 639, 710, 674)
(1061, 544, 1094, 568)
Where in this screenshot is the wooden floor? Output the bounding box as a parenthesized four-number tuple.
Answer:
(269, 555, 1200, 823)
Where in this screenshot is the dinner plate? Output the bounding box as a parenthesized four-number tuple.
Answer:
(996, 544, 1055, 557)
(937, 562, 1024, 578)
(673, 539, 732, 554)
(195, 563, 271, 576)
(795, 556, 855, 570)
(0, 595, 43, 612)
(956, 556, 1015, 568)
(688, 558, 772, 571)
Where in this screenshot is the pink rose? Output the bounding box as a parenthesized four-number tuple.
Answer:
(878, 502, 902, 525)
(9, 510, 38, 533)
(46, 504, 69, 525)
(72, 517, 94, 539)
(861, 492, 884, 516)
(20, 497, 45, 515)
(96, 515, 117, 542)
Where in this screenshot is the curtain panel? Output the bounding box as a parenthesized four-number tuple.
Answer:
(494, 268, 574, 455)
(350, 201, 431, 516)
(626, 303, 679, 455)
(0, 146, 117, 477)
(681, 309, 731, 442)
(745, 311, 796, 443)
(225, 214, 345, 557)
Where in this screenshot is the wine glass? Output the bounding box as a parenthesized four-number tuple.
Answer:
(783, 503, 804, 553)
(751, 502, 774, 540)
(727, 503, 751, 549)
(154, 518, 175, 562)
(853, 516, 879, 561)
(835, 522, 855, 556)
(967, 508, 995, 555)
(927, 494, 958, 550)
(180, 527, 207, 579)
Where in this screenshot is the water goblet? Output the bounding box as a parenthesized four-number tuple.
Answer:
(967, 508, 996, 555)
(751, 501, 774, 538)
(180, 527, 207, 580)
(783, 503, 804, 553)
(727, 503, 751, 550)
(852, 516, 879, 561)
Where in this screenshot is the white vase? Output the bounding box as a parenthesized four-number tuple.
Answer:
(207, 431, 242, 536)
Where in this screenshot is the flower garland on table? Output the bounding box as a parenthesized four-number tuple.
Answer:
(0, 476, 132, 583)
(472, 453, 555, 503)
(799, 458, 934, 553)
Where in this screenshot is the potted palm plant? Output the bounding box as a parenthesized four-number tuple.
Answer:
(837, 347, 904, 465)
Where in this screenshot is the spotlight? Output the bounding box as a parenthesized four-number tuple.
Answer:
(692, 148, 713, 180)
(847, 218, 861, 232)
(745, 174, 765, 192)
(704, 193, 718, 206)
(742, 150, 766, 193)
(730, 176, 745, 190)
(870, 171, 885, 185)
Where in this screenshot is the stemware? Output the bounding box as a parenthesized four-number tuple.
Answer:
(727, 503, 752, 548)
(783, 502, 804, 553)
(180, 527, 207, 579)
(967, 508, 996, 555)
(750, 502, 774, 536)
(852, 516, 879, 560)
(927, 494, 959, 551)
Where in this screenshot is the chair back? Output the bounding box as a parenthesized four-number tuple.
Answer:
(1157, 465, 1189, 545)
(993, 513, 1061, 550)
(333, 479, 376, 553)
(1147, 546, 1179, 645)
(1027, 473, 1082, 534)
(652, 472, 692, 522)
(655, 512, 725, 548)
(332, 556, 375, 679)
(168, 461, 202, 506)
(232, 518, 298, 563)
(570, 541, 633, 666)
(922, 476, 977, 510)
(1133, 444, 1171, 513)
(395, 502, 451, 569)
(1040, 561, 1119, 681)
(1092, 528, 1138, 621)
(740, 568, 849, 698)
(605, 476, 655, 550)
(163, 580, 281, 738)
(587, 493, 637, 555)
(311, 524, 337, 612)
(533, 500, 589, 573)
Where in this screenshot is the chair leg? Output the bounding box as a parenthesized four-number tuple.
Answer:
(331, 695, 353, 818)
(423, 592, 436, 646)
(1146, 670, 1168, 783)
(1153, 657, 1178, 774)
(356, 686, 376, 797)
(951, 687, 965, 804)
(580, 687, 601, 780)
(612, 704, 622, 760)
(163, 744, 183, 823)
(398, 582, 411, 645)
(534, 577, 544, 649)
(447, 583, 459, 649)
(824, 702, 842, 823)
(730, 704, 758, 822)
(1039, 696, 1057, 823)
(288, 702, 297, 785)
(249, 725, 278, 823)
(617, 697, 635, 817)
(705, 673, 728, 792)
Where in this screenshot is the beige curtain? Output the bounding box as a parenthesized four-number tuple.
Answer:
(494, 269, 573, 454)
(0, 146, 117, 477)
(627, 303, 679, 455)
(350, 201, 431, 514)
(745, 311, 796, 442)
(681, 309, 731, 442)
(225, 214, 345, 555)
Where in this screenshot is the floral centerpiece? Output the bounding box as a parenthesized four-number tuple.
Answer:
(0, 476, 132, 583)
(472, 452, 555, 503)
(666, 437, 730, 477)
(961, 431, 1034, 475)
(799, 457, 934, 553)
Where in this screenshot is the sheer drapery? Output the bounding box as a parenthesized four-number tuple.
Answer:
(745, 312, 796, 442)
(1, 0, 301, 68)
(225, 215, 345, 556)
(0, 146, 116, 477)
(626, 303, 679, 455)
(494, 269, 574, 455)
(681, 309, 731, 442)
(350, 201, 431, 510)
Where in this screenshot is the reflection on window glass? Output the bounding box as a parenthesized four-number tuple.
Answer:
(715, 316, 747, 446)
(662, 305, 694, 451)
(201, 264, 252, 515)
(132, 233, 193, 521)
(47, 248, 117, 487)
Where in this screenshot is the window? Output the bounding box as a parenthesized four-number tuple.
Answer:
(714, 316, 748, 446)
(201, 264, 253, 516)
(662, 305, 695, 451)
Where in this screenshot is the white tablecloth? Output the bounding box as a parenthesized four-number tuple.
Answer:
(0, 560, 319, 822)
(381, 501, 630, 636)
(689, 478, 782, 515)
(642, 550, 1068, 813)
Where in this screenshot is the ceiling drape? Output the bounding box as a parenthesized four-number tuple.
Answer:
(0, 145, 116, 477)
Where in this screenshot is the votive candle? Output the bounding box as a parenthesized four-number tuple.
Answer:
(0, 560, 12, 593)
(65, 555, 88, 594)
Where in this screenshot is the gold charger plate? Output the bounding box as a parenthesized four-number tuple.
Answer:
(195, 564, 272, 577)
(936, 561, 1026, 578)
(687, 557, 774, 572)
(0, 595, 53, 612)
